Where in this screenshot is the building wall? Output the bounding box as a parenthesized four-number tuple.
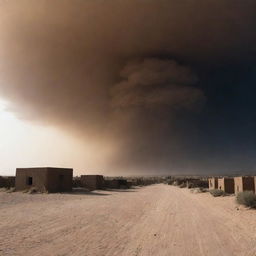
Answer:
(15, 167, 73, 192)
(234, 177, 243, 194)
(255, 177, 256, 194)
(234, 177, 255, 194)
(80, 175, 104, 190)
(218, 178, 234, 194)
(209, 178, 214, 190)
(214, 178, 218, 189)
(46, 168, 73, 193)
(15, 168, 48, 192)
(218, 178, 224, 191)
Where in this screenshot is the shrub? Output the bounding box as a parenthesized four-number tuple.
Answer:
(179, 183, 186, 188)
(209, 189, 226, 197)
(23, 187, 39, 194)
(191, 187, 208, 193)
(236, 191, 256, 208)
(6, 187, 15, 193)
(187, 182, 194, 189)
(28, 187, 38, 194)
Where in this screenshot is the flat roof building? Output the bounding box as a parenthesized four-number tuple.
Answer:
(234, 176, 255, 194)
(15, 167, 73, 193)
(208, 177, 218, 190)
(218, 177, 234, 194)
(80, 175, 104, 191)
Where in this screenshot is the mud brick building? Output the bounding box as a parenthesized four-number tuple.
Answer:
(208, 177, 218, 190)
(80, 175, 104, 190)
(234, 176, 255, 194)
(218, 177, 234, 194)
(15, 167, 73, 193)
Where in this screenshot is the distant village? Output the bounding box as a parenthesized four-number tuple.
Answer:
(0, 167, 256, 196)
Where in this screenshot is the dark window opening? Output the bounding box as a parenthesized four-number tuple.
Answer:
(27, 177, 33, 186)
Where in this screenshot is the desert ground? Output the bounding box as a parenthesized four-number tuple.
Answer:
(0, 184, 256, 256)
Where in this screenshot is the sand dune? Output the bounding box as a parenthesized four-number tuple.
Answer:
(0, 184, 256, 256)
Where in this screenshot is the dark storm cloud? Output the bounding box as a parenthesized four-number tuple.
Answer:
(111, 58, 205, 109)
(0, 0, 256, 174)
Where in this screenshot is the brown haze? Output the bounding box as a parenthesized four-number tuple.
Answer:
(0, 0, 255, 174)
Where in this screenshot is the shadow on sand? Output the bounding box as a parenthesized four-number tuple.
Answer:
(64, 187, 111, 196)
(102, 187, 138, 193)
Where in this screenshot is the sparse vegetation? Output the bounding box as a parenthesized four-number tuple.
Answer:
(173, 181, 178, 186)
(209, 189, 226, 197)
(28, 187, 39, 194)
(179, 183, 186, 188)
(236, 191, 256, 209)
(191, 187, 208, 193)
(187, 182, 194, 189)
(6, 187, 15, 193)
(22, 187, 39, 194)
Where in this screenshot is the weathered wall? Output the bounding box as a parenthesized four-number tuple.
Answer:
(15, 167, 73, 192)
(80, 175, 104, 190)
(225, 178, 234, 194)
(209, 178, 217, 190)
(15, 168, 48, 192)
(218, 178, 234, 194)
(46, 168, 73, 193)
(234, 177, 255, 194)
(218, 178, 224, 191)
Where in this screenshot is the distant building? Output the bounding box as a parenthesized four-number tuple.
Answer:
(208, 177, 218, 190)
(15, 167, 73, 193)
(234, 177, 255, 194)
(218, 177, 234, 194)
(80, 175, 104, 190)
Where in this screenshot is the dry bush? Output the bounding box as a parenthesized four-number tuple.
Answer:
(23, 187, 39, 194)
(187, 182, 194, 189)
(28, 187, 39, 194)
(173, 181, 178, 186)
(179, 183, 186, 188)
(6, 187, 15, 193)
(209, 189, 226, 197)
(191, 187, 208, 193)
(236, 191, 256, 209)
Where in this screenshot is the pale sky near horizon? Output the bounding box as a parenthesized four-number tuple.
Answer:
(0, 99, 108, 176)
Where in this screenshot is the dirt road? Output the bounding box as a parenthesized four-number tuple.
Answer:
(0, 184, 256, 256)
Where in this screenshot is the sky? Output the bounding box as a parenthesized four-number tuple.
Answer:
(0, 0, 256, 176)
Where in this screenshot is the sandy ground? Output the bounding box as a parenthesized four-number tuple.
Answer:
(0, 184, 256, 256)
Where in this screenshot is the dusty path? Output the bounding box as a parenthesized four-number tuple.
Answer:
(0, 184, 256, 256)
